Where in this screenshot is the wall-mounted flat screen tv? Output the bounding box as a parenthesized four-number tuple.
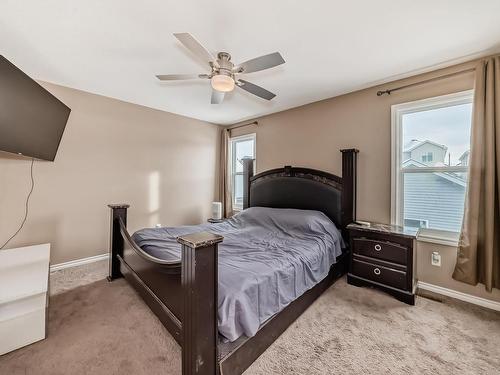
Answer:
(0, 55, 71, 161)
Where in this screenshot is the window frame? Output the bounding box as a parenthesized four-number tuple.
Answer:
(229, 133, 256, 211)
(390, 90, 473, 244)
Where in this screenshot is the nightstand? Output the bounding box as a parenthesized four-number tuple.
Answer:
(347, 222, 418, 305)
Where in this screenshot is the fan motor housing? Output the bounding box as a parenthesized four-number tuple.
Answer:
(216, 52, 234, 77)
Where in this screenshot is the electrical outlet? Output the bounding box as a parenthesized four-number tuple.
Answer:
(431, 251, 441, 267)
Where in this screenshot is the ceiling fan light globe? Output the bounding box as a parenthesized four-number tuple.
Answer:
(211, 74, 235, 92)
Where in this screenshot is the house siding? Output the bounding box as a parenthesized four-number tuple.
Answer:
(404, 173, 466, 232)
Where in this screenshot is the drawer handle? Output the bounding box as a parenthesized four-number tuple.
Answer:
(373, 268, 381, 275)
(374, 244, 382, 251)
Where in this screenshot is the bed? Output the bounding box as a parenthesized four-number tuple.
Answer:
(133, 206, 345, 342)
(107, 148, 358, 375)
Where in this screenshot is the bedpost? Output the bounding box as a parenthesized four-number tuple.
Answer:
(107, 204, 130, 281)
(177, 232, 224, 375)
(340, 149, 359, 230)
(242, 157, 254, 210)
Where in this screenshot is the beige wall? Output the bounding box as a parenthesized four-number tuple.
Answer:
(231, 57, 500, 303)
(0, 82, 220, 264)
(417, 241, 500, 302)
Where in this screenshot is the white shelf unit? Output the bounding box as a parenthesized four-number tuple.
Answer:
(0, 244, 50, 355)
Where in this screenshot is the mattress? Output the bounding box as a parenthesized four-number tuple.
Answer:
(132, 206, 344, 342)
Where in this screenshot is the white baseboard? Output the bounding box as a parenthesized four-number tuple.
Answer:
(417, 281, 500, 312)
(50, 253, 108, 272)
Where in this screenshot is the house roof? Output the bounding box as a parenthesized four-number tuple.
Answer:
(402, 159, 466, 187)
(459, 150, 470, 161)
(403, 139, 448, 153)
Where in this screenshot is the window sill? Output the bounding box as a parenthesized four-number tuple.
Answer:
(416, 228, 460, 247)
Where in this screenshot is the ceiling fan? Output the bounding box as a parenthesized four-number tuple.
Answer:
(156, 33, 285, 104)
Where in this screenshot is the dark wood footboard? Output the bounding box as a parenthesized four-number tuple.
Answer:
(108, 204, 184, 341)
(108, 205, 223, 374)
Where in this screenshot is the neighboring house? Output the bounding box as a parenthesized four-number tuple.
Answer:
(402, 143, 466, 232)
(402, 159, 466, 232)
(403, 139, 448, 166)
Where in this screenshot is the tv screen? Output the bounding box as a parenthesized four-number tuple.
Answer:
(0, 55, 71, 161)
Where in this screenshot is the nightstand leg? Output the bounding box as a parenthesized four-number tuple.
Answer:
(347, 274, 365, 287)
(347, 274, 415, 306)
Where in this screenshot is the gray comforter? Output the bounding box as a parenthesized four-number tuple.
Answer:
(132, 207, 344, 342)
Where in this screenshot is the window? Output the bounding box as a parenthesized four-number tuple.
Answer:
(391, 91, 472, 240)
(422, 152, 433, 163)
(229, 133, 256, 210)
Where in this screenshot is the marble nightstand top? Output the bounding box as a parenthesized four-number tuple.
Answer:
(347, 221, 418, 239)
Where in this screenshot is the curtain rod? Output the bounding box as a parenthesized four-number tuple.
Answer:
(376, 67, 475, 97)
(227, 121, 258, 131)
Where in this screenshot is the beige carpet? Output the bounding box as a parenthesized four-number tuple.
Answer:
(49, 259, 108, 296)
(1, 276, 499, 375)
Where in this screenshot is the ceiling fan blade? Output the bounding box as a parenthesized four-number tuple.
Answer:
(174, 33, 217, 67)
(237, 79, 276, 100)
(235, 52, 285, 74)
(156, 74, 209, 81)
(211, 89, 225, 104)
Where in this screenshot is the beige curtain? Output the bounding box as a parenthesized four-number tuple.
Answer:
(219, 128, 233, 218)
(453, 56, 500, 292)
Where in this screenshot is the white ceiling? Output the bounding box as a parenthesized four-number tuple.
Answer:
(1, 1, 500, 125)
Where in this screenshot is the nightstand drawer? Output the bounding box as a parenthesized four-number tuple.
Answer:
(351, 258, 407, 290)
(353, 238, 407, 265)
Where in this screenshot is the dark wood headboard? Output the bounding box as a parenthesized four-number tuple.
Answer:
(242, 149, 358, 234)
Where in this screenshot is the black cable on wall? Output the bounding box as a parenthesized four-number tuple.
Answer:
(0, 157, 35, 250)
